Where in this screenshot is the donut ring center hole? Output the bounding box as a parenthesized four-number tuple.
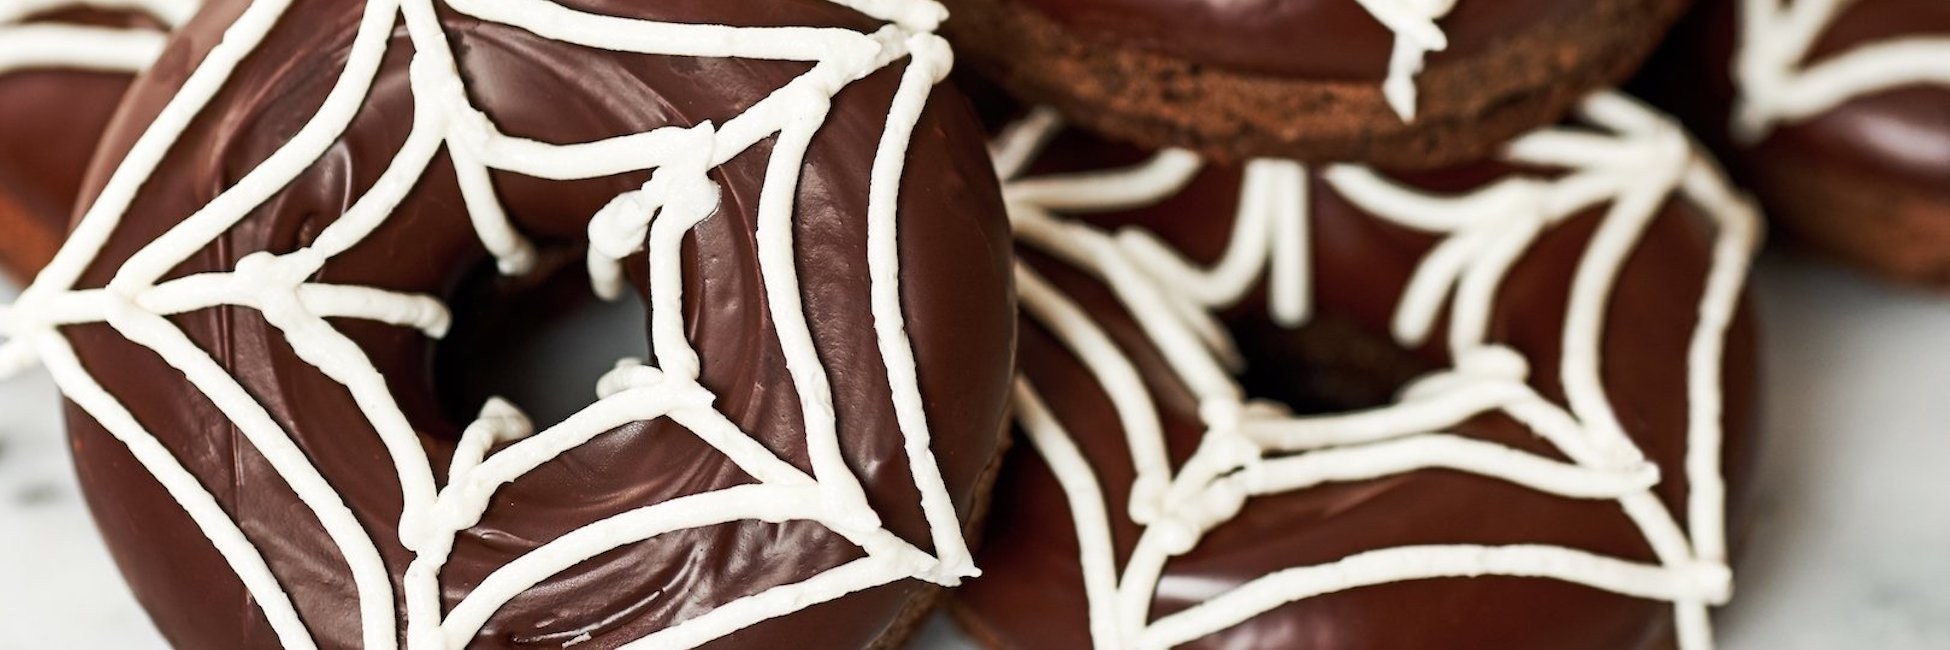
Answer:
(434, 253, 648, 428)
(1230, 313, 1435, 415)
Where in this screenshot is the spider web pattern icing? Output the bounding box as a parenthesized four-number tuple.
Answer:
(0, 1, 983, 648)
(0, 0, 194, 73)
(1733, 0, 1950, 142)
(992, 91, 1760, 650)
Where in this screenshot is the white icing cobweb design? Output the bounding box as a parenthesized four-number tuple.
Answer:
(1733, 0, 1950, 141)
(0, 1, 979, 649)
(993, 92, 1761, 650)
(0, 0, 193, 73)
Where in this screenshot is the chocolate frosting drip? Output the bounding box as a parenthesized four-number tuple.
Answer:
(953, 130, 1759, 648)
(1008, 0, 1584, 79)
(63, 0, 1015, 647)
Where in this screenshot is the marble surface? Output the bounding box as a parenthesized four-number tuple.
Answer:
(3, 250, 1947, 649)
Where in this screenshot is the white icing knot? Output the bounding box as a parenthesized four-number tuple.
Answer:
(1689, 560, 1735, 604)
(1128, 473, 1170, 525)
(469, 397, 536, 444)
(586, 124, 722, 302)
(904, 31, 954, 83)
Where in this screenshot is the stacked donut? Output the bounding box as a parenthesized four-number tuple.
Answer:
(0, 0, 1931, 648)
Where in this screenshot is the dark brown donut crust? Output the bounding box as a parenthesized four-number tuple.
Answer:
(61, 0, 1016, 647)
(937, 0, 1693, 168)
(949, 130, 1760, 648)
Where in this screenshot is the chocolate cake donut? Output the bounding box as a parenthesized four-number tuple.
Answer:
(937, 0, 1696, 167)
(0, 0, 192, 279)
(1646, 0, 1950, 287)
(954, 93, 1762, 649)
(0, 0, 1015, 647)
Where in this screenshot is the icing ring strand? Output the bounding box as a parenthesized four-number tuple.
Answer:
(997, 91, 1761, 650)
(0, 1, 979, 648)
(0, 0, 193, 74)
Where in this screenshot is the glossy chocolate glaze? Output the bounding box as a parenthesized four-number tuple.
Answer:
(1010, 0, 1587, 79)
(63, 0, 1015, 647)
(953, 130, 1760, 648)
(0, 10, 152, 279)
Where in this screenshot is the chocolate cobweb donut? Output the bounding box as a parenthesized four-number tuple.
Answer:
(0, 0, 194, 278)
(954, 92, 1762, 649)
(0, 0, 1014, 647)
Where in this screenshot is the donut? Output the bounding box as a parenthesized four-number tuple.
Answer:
(953, 92, 1763, 649)
(0, 0, 191, 279)
(0, 0, 1015, 647)
(935, 0, 1696, 167)
(1643, 0, 1950, 286)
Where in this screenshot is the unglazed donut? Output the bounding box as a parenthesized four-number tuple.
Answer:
(937, 0, 1696, 167)
(954, 93, 1762, 649)
(1646, 0, 1950, 286)
(0, 0, 1015, 647)
(0, 0, 193, 279)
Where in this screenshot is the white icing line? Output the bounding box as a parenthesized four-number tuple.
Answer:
(1140, 544, 1730, 650)
(99, 297, 399, 648)
(440, 484, 816, 645)
(0, 0, 194, 25)
(1734, 0, 1950, 141)
(1236, 434, 1661, 499)
(999, 91, 1759, 649)
(1242, 379, 1532, 451)
(1013, 377, 1126, 649)
(754, 112, 882, 531)
(1114, 162, 1278, 310)
(0, 0, 190, 74)
(0, 24, 165, 73)
(1004, 149, 1203, 213)
(1680, 157, 1762, 571)
(868, 32, 979, 581)
(988, 105, 1063, 181)
(1017, 264, 1172, 526)
(618, 555, 908, 650)
(1353, 0, 1456, 121)
(1266, 160, 1310, 327)
(35, 334, 319, 649)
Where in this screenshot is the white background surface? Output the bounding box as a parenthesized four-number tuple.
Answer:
(3, 250, 1947, 649)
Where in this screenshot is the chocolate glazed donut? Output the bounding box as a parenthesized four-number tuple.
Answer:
(953, 94, 1761, 648)
(936, 0, 1695, 167)
(1642, 0, 1950, 286)
(17, 0, 1013, 647)
(0, 1, 190, 279)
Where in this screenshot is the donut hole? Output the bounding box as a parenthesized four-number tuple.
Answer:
(433, 253, 648, 428)
(1229, 313, 1434, 415)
